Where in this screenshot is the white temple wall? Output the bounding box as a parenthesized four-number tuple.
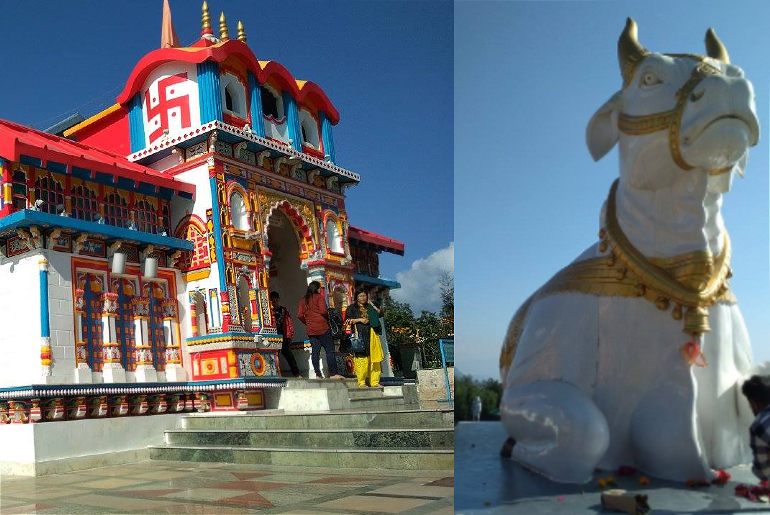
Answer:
(46, 250, 76, 383)
(174, 163, 212, 224)
(0, 253, 45, 388)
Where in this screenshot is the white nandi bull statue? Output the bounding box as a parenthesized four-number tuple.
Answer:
(499, 18, 760, 484)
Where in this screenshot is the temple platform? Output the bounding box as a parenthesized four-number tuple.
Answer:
(456, 421, 763, 514)
(0, 378, 449, 476)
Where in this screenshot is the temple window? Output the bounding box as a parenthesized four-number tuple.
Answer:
(33, 175, 64, 214)
(230, 191, 249, 231)
(104, 192, 129, 228)
(80, 273, 104, 372)
(12, 169, 27, 209)
(71, 184, 99, 222)
(136, 199, 159, 234)
(161, 204, 171, 235)
(326, 218, 344, 254)
(261, 85, 283, 120)
(177, 218, 210, 271)
(300, 110, 320, 149)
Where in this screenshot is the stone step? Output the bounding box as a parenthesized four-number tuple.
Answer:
(347, 388, 392, 400)
(149, 444, 454, 470)
(349, 396, 405, 408)
(164, 428, 454, 450)
(182, 407, 453, 431)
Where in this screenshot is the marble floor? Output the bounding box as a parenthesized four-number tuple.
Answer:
(0, 461, 454, 515)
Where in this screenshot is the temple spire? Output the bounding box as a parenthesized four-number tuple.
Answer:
(219, 12, 229, 41)
(160, 0, 180, 48)
(237, 21, 246, 43)
(201, 1, 213, 36)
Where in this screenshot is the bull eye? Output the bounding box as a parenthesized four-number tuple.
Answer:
(640, 71, 662, 87)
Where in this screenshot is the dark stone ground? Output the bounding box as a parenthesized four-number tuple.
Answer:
(456, 421, 770, 514)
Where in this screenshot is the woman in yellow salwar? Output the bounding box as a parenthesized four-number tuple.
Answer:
(345, 291, 384, 388)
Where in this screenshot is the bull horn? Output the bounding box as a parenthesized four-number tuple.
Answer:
(618, 18, 648, 87)
(705, 28, 730, 64)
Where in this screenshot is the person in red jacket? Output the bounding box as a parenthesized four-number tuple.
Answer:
(297, 281, 344, 380)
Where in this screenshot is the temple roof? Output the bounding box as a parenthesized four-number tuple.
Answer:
(0, 118, 194, 198)
(348, 226, 405, 255)
(116, 39, 340, 124)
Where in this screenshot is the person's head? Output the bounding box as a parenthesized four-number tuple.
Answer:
(304, 281, 322, 304)
(331, 287, 345, 309)
(269, 291, 280, 307)
(356, 290, 368, 306)
(742, 375, 770, 415)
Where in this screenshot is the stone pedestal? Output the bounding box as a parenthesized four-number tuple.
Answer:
(134, 365, 158, 383)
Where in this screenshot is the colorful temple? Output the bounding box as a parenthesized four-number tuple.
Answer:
(0, 2, 403, 426)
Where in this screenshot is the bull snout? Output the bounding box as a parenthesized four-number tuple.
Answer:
(682, 75, 759, 148)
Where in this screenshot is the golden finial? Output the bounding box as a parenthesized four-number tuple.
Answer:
(219, 12, 229, 41)
(237, 20, 246, 43)
(201, 1, 212, 35)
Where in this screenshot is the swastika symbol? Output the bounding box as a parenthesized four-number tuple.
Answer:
(145, 73, 191, 143)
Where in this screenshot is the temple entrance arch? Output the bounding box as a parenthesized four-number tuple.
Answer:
(266, 209, 309, 343)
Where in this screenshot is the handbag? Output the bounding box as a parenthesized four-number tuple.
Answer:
(328, 308, 343, 340)
(284, 309, 294, 339)
(348, 326, 366, 354)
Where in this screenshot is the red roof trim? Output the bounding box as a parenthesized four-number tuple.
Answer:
(348, 225, 405, 255)
(117, 40, 339, 124)
(0, 118, 195, 197)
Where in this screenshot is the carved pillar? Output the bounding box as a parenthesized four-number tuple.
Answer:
(39, 258, 52, 381)
(101, 292, 126, 382)
(73, 289, 92, 383)
(163, 299, 186, 381)
(189, 293, 199, 338)
(132, 296, 157, 382)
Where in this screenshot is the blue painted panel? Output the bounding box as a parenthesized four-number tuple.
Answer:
(321, 112, 336, 162)
(197, 61, 223, 124)
(248, 72, 266, 137)
(128, 93, 146, 153)
(209, 177, 227, 291)
(20, 155, 42, 167)
(39, 268, 50, 338)
(0, 210, 193, 250)
(283, 92, 303, 152)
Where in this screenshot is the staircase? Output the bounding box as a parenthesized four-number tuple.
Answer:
(148, 380, 453, 470)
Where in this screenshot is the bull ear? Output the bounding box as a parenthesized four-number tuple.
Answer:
(586, 91, 622, 162)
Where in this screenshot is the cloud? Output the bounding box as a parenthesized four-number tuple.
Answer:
(390, 242, 454, 314)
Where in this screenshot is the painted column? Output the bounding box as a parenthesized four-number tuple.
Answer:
(248, 72, 266, 137)
(248, 287, 259, 332)
(39, 258, 52, 381)
(189, 293, 199, 338)
(209, 161, 230, 331)
(132, 296, 158, 382)
(283, 92, 303, 152)
(101, 292, 126, 382)
(320, 112, 336, 162)
(163, 299, 186, 381)
(73, 289, 92, 383)
(128, 93, 146, 153)
(197, 61, 223, 124)
(209, 288, 221, 329)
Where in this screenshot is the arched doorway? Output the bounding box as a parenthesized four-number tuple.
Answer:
(267, 210, 308, 343)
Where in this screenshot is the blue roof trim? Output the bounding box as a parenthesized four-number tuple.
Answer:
(0, 210, 193, 250)
(353, 273, 401, 289)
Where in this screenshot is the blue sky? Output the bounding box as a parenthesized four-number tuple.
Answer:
(0, 1, 453, 311)
(456, 1, 770, 380)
